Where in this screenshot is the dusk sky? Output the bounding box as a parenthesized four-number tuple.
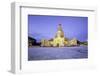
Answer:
(28, 15, 88, 42)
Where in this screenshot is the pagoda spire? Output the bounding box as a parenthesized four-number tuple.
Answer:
(58, 24, 63, 31)
(55, 24, 64, 37)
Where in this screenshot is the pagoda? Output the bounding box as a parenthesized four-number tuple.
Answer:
(41, 24, 78, 47)
(53, 24, 66, 47)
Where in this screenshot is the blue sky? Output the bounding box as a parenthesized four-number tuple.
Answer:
(28, 15, 88, 42)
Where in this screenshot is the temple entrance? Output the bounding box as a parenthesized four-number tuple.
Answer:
(57, 43, 59, 47)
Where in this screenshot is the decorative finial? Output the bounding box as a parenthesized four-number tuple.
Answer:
(58, 24, 62, 31)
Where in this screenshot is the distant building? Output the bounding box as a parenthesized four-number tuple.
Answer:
(41, 24, 78, 47)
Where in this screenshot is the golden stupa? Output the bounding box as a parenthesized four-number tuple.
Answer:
(41, 24, 78, 47)
(53, 24, 66, 47)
